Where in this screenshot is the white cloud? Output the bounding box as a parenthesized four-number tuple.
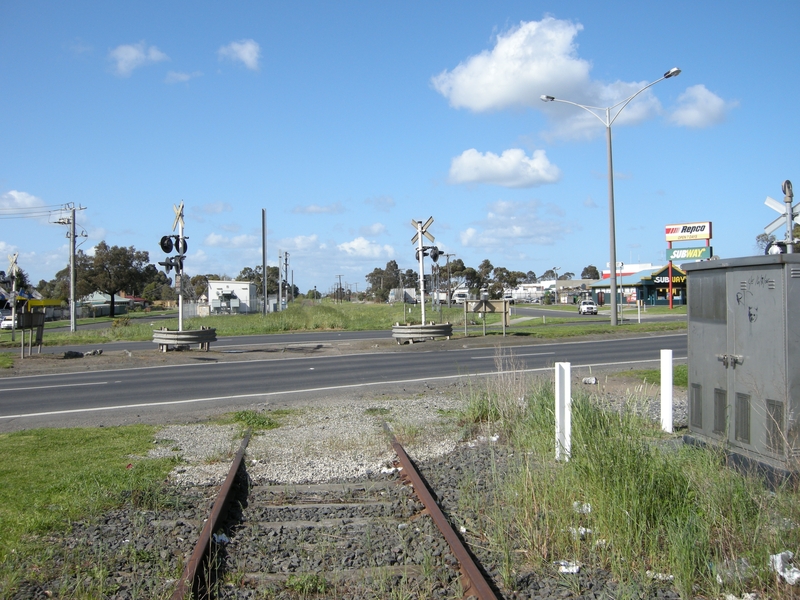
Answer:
(669, 84, 737, 128)
(200, 202, 233, 214)
(449, 148, 561, 188)
(0, 190, 45, 211)
(459, 200, 570, 248)
(292, 202, 345, 215)
(165, 71, 203, 84)
(434, 18, 723, 141)
(204, 233, 258, 248)
(109, 41, 168, 77)
(432, 17, 589, 112)
(360, 223, 386, 236)
(337, 237, 394, 258)
(218, 39, 260, 71)
(289, 234, 320, 251)
(364, 195, 395, 212)
(0, 190, 55, 225)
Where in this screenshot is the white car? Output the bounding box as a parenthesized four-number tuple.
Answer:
(578, 300, 598, 315)
(0, 315, 16, 330)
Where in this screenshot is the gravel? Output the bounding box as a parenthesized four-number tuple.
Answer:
(8, 378, 689, 599)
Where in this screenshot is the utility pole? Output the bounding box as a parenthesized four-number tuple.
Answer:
(283, 252, 290, 304)
(278, 251, 283, 311)
(261, 209, 267, 315)
(444, 253, 455, 308)
(56, 204, 87, 332)
(336, 275, 343, 303)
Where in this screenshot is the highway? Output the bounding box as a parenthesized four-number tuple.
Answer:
(0, 332, 686, 430)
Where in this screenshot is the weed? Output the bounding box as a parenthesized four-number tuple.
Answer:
(285, 572, 328, 594)
(364, 407, 391, 416)
(455, 348, 800, 599)
(232, 410, 280, 431)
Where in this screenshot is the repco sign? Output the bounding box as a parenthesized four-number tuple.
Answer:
(665, 221, 712, 242)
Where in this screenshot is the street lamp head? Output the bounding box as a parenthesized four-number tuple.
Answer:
(664, 67, 681, 78)
(540, 95, 555, 102)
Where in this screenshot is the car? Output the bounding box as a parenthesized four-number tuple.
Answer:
(0, 315, 17, 330)
(578, 300, 598, 315)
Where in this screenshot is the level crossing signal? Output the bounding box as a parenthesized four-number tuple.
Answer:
(158, 235, 187, 273)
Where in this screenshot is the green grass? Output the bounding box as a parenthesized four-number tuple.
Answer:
(617, 364, 689, 387)
(0, 353, 12, 368)
(0, 425, 178, 592)
(0, 301, 687, 348)
(230, 409, 280, 431)
(458, 362, 800, 599)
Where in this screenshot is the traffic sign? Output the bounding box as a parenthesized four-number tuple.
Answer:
(411, 216, 434, 244)
(172, 200, 185, 232)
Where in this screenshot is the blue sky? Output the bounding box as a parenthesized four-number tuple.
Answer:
(1, 2, 797, 294)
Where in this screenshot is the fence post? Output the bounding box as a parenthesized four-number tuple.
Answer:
(555, 362, 571, 461)
(660, 349, 673, 433)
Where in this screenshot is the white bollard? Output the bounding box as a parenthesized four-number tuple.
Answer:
(555, 362, 571, 461)
(660, 349, 673, 433)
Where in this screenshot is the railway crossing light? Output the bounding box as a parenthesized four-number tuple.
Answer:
(158, 234, 187, 274)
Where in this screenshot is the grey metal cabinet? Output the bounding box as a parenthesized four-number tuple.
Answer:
(684, 255, 800, 471)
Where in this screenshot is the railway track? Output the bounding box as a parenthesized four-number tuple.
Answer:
(171, 428, 498, 600)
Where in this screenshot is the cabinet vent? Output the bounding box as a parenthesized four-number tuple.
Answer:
(735, 393, 751, 444)
(766, 399, 784, 454)
(713, 389, 727, 435)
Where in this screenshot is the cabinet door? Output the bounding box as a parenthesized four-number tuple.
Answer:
(727, 265, 785, 458)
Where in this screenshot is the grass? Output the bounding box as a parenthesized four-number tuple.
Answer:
(0, 300, 687, 348)
(0, 425, 179, 594)
(617, 364, 689, 387)
(231, 409, 281, 431)
(457, 354, 800, 599)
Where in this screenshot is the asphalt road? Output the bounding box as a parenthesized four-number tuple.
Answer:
(0, 332, 686, 430)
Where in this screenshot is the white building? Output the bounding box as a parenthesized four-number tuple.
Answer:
(207, 280, 258, 314)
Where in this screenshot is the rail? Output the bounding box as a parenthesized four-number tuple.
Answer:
(170, 430, 251, 600)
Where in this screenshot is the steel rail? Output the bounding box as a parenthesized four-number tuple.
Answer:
(387, 428, 498, 600)
(171, 429, 251, 600)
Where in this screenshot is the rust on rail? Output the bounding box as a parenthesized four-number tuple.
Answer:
(171, 429, 251, 600)
(389, 433, 498, 600)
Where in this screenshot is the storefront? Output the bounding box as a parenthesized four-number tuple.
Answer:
(590, 265, 687, 307)
(642, 265, 687, 306)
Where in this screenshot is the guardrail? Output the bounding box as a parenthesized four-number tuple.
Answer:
(152, 327, 216, 352)
(391, 322, 452, 344)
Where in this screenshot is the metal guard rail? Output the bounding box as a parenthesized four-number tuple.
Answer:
(152, 326, 216, 352)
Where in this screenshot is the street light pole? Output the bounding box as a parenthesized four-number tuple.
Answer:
(541, 67, 680, 325)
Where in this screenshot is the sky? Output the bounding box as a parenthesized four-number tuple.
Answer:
(1, 2, 798, 295)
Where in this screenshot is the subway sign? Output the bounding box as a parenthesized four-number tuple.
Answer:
(654, 274, 686, 284)
(665, 221, 712, 242)
(666, 246, 712, 261)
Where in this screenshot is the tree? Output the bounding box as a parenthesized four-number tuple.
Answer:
(539, 269, 557, 281)
(477, 259, 493, 285)
(581, 265, 601, 279)
(524, 270, 537, 283)
(558, 272, 574, 280)
(755, 233, 775, 253)
(86, 242, 151, 318)
(236, 266, 263, 292)
(364, 260, 402, 301)
(142, 271, 174, 301)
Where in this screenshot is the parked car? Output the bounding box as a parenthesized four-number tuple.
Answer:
(0, 315, 17, 329)
(578, 300, 598, 315)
